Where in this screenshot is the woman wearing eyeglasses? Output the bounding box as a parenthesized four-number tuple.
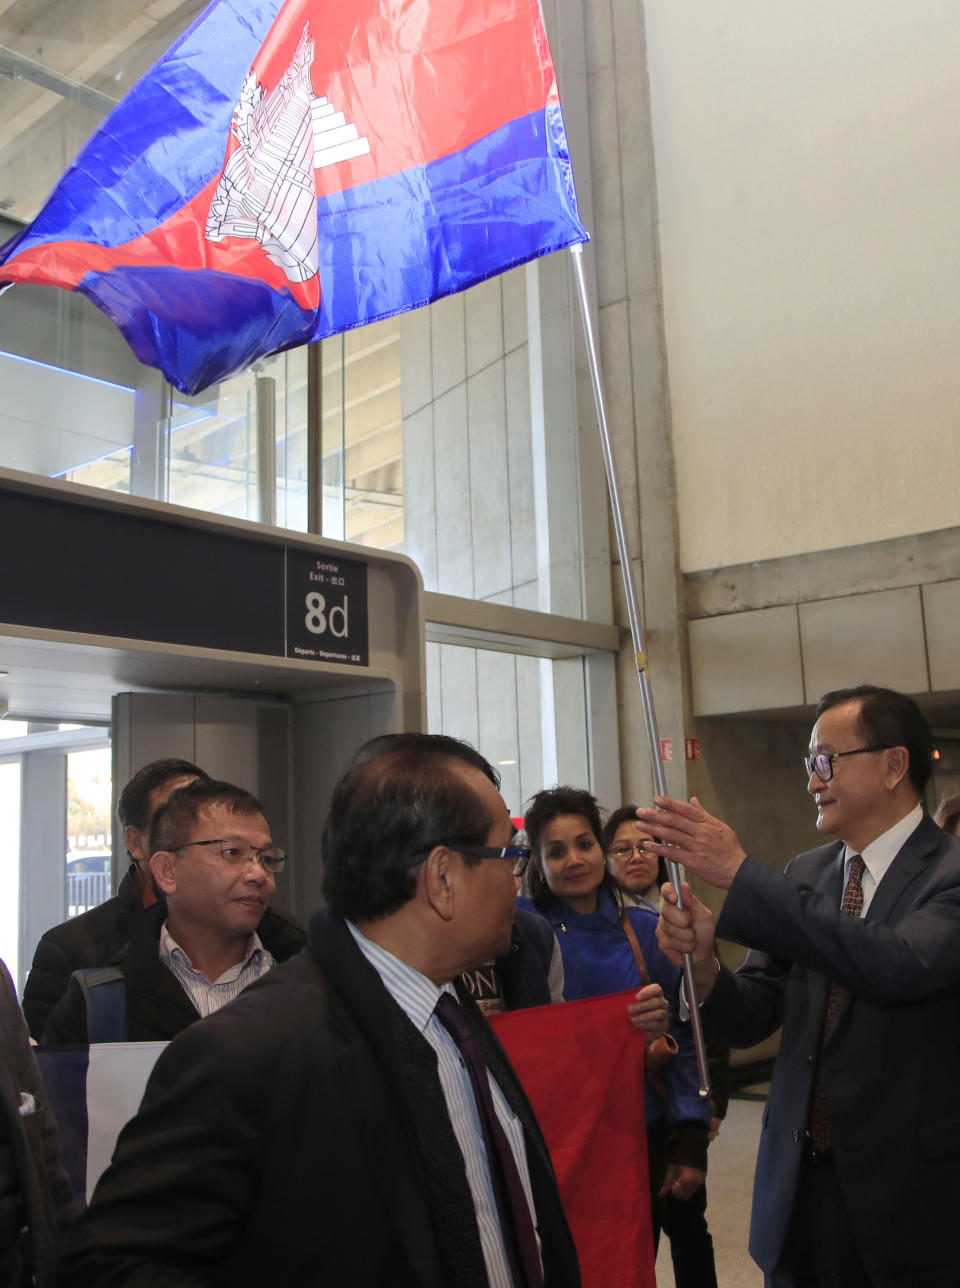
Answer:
(603, 804, 726, 1288)
(602, 806, 667, 911)
(516, 786, 711, 1260)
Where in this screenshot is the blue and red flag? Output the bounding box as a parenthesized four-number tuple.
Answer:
(0, 0, 587, 394)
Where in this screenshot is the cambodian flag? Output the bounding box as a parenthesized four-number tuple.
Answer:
(0, 0, 587, 395)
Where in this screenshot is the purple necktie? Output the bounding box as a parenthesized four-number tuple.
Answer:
(807, 854, 865, 1153)
(434, 991, 544, 1288)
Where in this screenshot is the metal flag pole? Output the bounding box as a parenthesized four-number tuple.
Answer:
(568, 242, 710, 1097)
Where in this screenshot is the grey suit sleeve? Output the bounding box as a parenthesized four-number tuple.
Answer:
(717, 853, 960, 1005)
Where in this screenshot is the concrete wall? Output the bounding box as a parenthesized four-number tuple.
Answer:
(685, 713, 822, 921)
(643, 0, 960, 571)
(684, 523, 960, 715)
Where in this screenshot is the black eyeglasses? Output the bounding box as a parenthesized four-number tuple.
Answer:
(404, 844, 532, 877)
(176, 837, 286, 874)
(803, 746, 891, 783)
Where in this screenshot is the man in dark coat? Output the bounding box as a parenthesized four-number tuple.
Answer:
(22, 757, 208, 1040)
(61, 733, 580, 1287)
(0, 958, 77, 1287)
(43, 779, 304, 1044)
(650, 685, 960, 1288)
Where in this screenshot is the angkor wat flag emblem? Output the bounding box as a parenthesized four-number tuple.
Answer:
(206, 23, 370, 285)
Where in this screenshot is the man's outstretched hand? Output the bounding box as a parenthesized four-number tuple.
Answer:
(636, 796, 747, 890)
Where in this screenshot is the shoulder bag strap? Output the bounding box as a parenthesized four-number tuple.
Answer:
(618, 906, 650, 986)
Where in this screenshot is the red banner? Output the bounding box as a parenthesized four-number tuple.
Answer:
(490, 991, 655, 1288)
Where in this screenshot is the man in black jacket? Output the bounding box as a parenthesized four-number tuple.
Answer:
(61, 734, 579, 1287)
(22, 757, 208, 1040)
(43, 779, 304, 1044)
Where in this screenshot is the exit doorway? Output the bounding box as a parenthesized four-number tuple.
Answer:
(1, 718, 111, 990)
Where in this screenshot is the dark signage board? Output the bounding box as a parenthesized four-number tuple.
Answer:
(285, 548, 369, 667)
(0, 486, 369, 667)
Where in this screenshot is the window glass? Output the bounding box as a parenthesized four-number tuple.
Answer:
(320, 318, 402, 547)
(66, 745, 113, 916)
(426, 642, 590, 817)
(0, 312, 310, 530)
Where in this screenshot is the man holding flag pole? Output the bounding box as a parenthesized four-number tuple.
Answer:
(650, 685, 960, 1287)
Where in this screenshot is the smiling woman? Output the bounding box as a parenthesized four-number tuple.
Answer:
(516, 785, 712, 1258)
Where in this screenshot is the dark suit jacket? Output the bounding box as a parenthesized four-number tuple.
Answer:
(703, 814, 960, 1286)
(0, 961, 77, 1287)
(60, 910, 580, 1287)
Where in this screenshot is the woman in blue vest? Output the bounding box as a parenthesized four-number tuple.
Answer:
(516, 785, 710, 1254)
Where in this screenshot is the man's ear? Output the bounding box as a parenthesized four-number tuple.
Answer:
(421, 846, 457, 921)
(124, 825, 146, 864)
(149, 850, 178, 897)
(885, 746, 910, 790)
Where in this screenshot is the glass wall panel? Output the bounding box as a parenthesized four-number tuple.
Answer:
(0, 285, 311, 530)
(321, 266, 592, 622)
(426, 642, 592, 818)
(0, 720, 109, 990)
(320, 317, 402, 549)
(66, 745, 112, 916)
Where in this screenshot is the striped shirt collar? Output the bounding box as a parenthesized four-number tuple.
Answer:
(159, 920, 267, 985)
(346, 919, 454, 1031)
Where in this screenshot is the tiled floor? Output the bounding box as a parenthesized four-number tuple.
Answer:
(656, 1098, 765, 1287)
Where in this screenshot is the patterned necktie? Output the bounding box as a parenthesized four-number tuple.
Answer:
(807, 854, 865, 1153)
(434, 991, 544, 1288)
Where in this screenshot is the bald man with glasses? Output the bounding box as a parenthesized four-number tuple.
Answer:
(42, 780, 304, 1044)
(646, 685, 960, 1288)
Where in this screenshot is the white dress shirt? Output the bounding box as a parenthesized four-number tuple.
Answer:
(842, 803, 923, 915)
